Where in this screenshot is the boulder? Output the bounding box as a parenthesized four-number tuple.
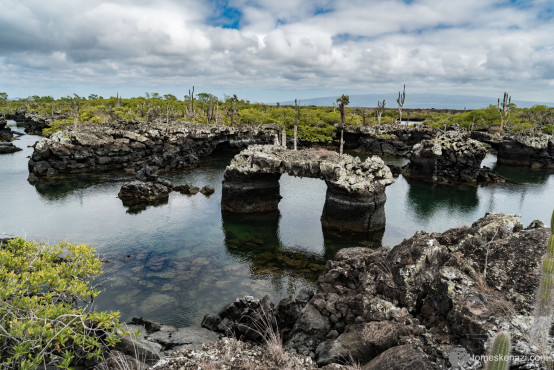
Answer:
(117, 180, 170, 205)
(199, 185, 215, 196)
(362, 345, 439, 370)
(201, 295, 279, 343)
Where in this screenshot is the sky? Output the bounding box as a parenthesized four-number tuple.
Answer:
(0, 0, 553, 104)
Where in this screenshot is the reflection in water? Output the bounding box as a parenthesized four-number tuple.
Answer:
(493, 163, 553, 184)
(406, 179, 479, 219)
(33, 173, 131, 201)
(222, 212, 326, 283)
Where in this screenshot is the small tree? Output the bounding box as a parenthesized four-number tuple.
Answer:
(397, 85, 406, 124)
(293, 99, 299, 150)
(228, 94, 239, 126)
(336, 94, 349, 156)
(0, 238, 125, 369)
(497, 92, 511, 131)
(376, 99, 386, 125)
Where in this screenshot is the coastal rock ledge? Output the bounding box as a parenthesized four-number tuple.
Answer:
(221, 145, 394, 232)
(27, 122, 278, 182)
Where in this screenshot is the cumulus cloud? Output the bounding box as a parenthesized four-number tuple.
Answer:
(0, 0, 552, 101)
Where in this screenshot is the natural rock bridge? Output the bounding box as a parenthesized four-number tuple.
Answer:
(221, 145, 394, 233)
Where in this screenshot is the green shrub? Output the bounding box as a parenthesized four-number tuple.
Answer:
(0, 238, 124, 369)
(42, 118, 75, 136)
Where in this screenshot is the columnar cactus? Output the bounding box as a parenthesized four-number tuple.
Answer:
(486, 331, 511, 370)
(531, 210, 554, 347)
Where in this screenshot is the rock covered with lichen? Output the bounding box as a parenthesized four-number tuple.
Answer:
(498, 133, 554, 168)
(27, 122, 278, 181)
(403, 131, 504, 184)
(224, 144, 394, 195)
(342, 124, 437, 156)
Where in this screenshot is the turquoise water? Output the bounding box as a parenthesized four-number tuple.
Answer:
(1, 121, 553, 326)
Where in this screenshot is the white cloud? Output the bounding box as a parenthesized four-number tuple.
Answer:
(0, 0, 552, 102)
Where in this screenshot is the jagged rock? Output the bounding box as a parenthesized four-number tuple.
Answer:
(403, 131, 504, 184)
(276, 212, 550, 366)
(221, 145, 394, 232)
(0, 142, 22, 154)
(201, 295, 278, 343)
(117, 180, 170, 205)
(497, 133, 554, 168)
(0, 119, 14, 142)
(470, 130, 502, 149)
(199, 185, 215, 195)
(342, 124, 436, 156)
(27, 122, 278, 180)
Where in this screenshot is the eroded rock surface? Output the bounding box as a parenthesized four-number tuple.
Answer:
(0, 142, 22, 154)
(28, 123, 278, 181)
(0, 118, 14, 142)
(221, 145, 394, 232)
(403, 131, 504, 184)
(342, 124, 436, 156)
(279, 212, 549, 367)
(497, 133, 554, 168)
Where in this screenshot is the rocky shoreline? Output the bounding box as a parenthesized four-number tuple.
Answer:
(95, 212, 552, 369)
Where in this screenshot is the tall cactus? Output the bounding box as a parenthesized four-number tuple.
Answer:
(531, 210, 554, 347)
(486, 331, 511, 370)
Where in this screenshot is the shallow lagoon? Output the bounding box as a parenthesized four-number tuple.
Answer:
(1, 120, 553, 326)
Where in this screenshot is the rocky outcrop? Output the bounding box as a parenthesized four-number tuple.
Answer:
(4, 110, 69, 135)
(469, 130, 502, 150)
(118, 180, 171, 206)
(497, 133, 554, 168)
(27, 123, 278, 181)
(117, 166, 212, 212)
(0, 118, 14, 142)
(221, 145, 394, 232)
(200, 213, 549, 367)
(342, 124, 436, 156)
(403, 131, 504, 184)
(278, 213, 549, 367)
(0, 142, 22, 154)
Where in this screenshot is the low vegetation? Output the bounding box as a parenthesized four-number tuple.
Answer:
(0, 238, 124, 369)
(1, 90, 553, 143)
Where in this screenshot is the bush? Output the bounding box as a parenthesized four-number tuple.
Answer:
(0, 238, 124, 369)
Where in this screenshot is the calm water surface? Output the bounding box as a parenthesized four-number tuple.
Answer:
(1, 121, 553, 326)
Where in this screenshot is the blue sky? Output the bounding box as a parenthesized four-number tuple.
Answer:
(0, 0, 553, 104)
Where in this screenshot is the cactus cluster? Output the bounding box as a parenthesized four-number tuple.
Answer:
(486, 331, 511, 370)
(531, 210, 554, 347)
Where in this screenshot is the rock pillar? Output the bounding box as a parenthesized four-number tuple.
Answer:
(321, 183, 387, 232)
(221, 171, 282, 213)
